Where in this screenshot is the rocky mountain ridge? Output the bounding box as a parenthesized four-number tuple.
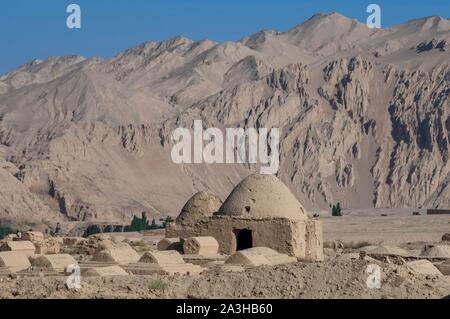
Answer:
(0, 12, 449, 228)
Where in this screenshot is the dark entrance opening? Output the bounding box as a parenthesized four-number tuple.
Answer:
(234, 229, 253, 251)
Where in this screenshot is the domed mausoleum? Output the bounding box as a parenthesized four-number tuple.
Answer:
(166, 174, 323, 261)
(176, 191, 223, 226)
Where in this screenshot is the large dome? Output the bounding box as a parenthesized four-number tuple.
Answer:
(177, 191, 223, 225)
(218, 174, 307, 219)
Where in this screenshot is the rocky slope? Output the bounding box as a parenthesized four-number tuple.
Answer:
(0, 13, 449, 227)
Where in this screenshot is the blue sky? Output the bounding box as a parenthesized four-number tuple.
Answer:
(0, 0, 449, 74)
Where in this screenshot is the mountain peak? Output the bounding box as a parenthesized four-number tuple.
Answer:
(287, 12, 366, 35)
(283, 12, 371, 53)
(300, 12, 360, 28)
(163, 35, 194, 47)
(401, 15, 450, 32)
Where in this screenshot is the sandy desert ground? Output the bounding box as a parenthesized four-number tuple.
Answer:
(323, 212, 450, 245)
(1, 252, 449, 299)
(1, 213, 449, 299)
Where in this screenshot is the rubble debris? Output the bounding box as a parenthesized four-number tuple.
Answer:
(442, 233, 450, 242)
(21, 231, 45, 243)
(63, 237, 85, 247)
(35, 241, 61, 255)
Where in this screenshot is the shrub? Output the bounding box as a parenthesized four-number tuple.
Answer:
(128, 212, 151, 232)
(149, 218, 158, 230)
(83, 225, 102, 238)
(0, 222, 16, 240)
(0, 226, 13, 239)
(149, 279, 165, 290)
(331, 203, 342, 217)
(159, 216, 174, 228)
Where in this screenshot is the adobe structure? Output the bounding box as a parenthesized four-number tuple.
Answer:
(427, 209, 450, 215)
(166, 174, 324, 261)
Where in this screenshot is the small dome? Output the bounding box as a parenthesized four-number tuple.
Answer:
(177, 191, 223, 225)
(218, 174, 307, 219)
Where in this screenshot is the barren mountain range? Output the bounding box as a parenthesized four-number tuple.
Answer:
(0, 12, 449, 228)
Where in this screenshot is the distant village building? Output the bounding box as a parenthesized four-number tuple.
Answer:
(427, 209, 450, 215)
(166, 174, 323, 261)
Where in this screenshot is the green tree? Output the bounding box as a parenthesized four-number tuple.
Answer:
(332, 203, 343, 217)
(150, 218, 158, 229)
(130, 216, 140, 231)
(83, 225, 102, 238)
(0, 222, 15, 240)
(141, 212, 149, 228)
(160, 216, 174, 228)
(129, 212, 151, 232)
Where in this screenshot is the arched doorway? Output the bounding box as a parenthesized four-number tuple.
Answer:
(234, 229, 253, 251)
